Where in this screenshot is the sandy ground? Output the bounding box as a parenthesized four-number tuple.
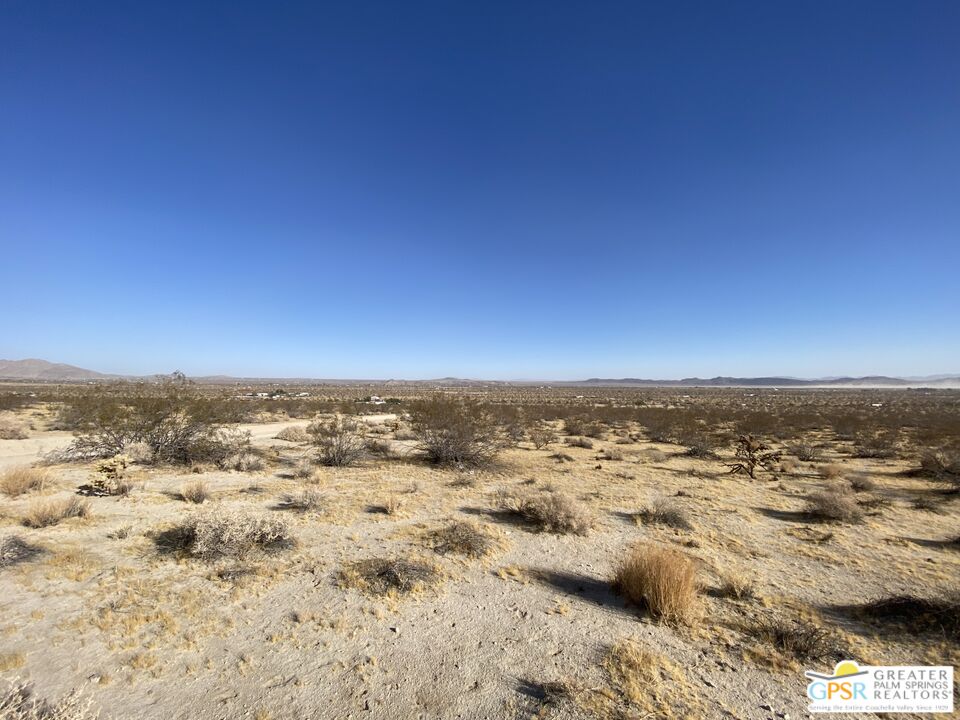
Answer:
(0, 415, 958, 719)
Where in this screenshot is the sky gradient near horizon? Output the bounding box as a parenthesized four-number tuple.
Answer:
(1, 1, 958, 380)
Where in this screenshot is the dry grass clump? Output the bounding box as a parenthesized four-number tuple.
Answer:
(275, 426, 310, 443)
(0, 679, 99, 720)
(715, 572, 755, 600)
(601, 639, 698, 717)
(20, 497, 91, 528)
(290, 457, 316, 480)
(819, 463, 846, 481)
(339, 557, 440, 596)
(843, 595, 960, 640)
(1, 467, 51, 497)
(427, 521, 497, 558)
(496, 488, 592, 535)
(0, 419, 28, 440)
(748, 617, 834, 661)
(155, 508, 293, 559)
(613, 543, 699, 624)
(565, 436, 593, 450)
(635, 498, 692, 530)
(0, 535, 43, 569)
(277, 489, 325, 513)
(179, 479, 210, 504)
(804, 488, 863, 523)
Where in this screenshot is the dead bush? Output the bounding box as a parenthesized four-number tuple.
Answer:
(613, 543, 699, 624)
(1, 467, 50, 497)
(428, 521, 497, 558)
(308, 415, 366, 467)
(727, 435, 781, 479)
(275, 425, 310, 443)
(635, 499, 692, 530)
(497, 488, 592, 535)
(409, 396, 503, 467)
(0, 536, 43, 569)
(0, 679, 99, 720)
(155, 508, 293, 559)
(21, 497, 90, 528)
(805, 489, 863, 523)
(748, 618, 834, 660)
(179, 479, 210, 504)
(339, 557, 440, 596)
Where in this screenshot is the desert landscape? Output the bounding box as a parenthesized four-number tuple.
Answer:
(0, 380, 957, 719)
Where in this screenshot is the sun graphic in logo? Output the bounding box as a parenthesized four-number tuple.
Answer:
(805, 660, 869, 681)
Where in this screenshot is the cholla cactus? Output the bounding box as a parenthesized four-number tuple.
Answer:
(88, 454, 132, 495)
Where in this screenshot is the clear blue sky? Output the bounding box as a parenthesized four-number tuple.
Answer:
(1, 1, 958, 380)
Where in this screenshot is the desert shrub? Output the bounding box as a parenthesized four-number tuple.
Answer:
(497, 488, 592, 535)
(910, 495, 945, 513)
(613, 543, 699, 625)
(0, 419, 28, 440)
(819, 463, 845, 481)
(308, 415, 366, 467)
(56, 383, 243, 464)
(805, 488, 863, 523)
(21, 497, 91, 528)
(0, 679, 99, 720)
(222, 448, 265, 472)
(682, 433, 718, 459)
(528, 424, 557, 450)
(427, 520, 496, 558)
(277, 489, 325, 513)
(291, 458, 316, 480)
(582, 422, 606, 439)
(339, 557, 439, 596)
(394, 427, 417, 441)
(566, 437, 593, 449)
(780, 456, 799, 473)
(563, 417, 586, 436)
(635, 499, 692, 530)
(748, 618, 834, 660)
(550, 451, 574, 463)
(0, 536, 43, 569)
(599, 447, 625, 461)
(275, 426, 310, 443)
(1, 467, 50, 497)
(848, 474, 876, 492)
(156, 508, 293, 559)
(841, 595, 960, 641)
(179, 480, 210, 504)
(788, 443, 823, 462)
(409, 396, 503, 467)
(365, 438, 393, 458)
(852, 431, 898, 459)
(914, 448, 960, 484)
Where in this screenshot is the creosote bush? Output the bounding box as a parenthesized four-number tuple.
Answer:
(613, 543, 699, 625)
(308, 415, 366, 467)
(409, 395, 503, 468)
(21, 497, 91, 528)
(497, 488, 592, 535)
(1, 467, 50, 497)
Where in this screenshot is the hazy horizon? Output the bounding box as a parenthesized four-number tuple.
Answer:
(2, 2, 958, 379)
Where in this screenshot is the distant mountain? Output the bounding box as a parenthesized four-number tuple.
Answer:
(0, 358, 116, 381)
(1, 359, 957, 387)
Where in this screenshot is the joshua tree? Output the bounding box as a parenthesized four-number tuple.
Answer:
(728, 435, 781, 479)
